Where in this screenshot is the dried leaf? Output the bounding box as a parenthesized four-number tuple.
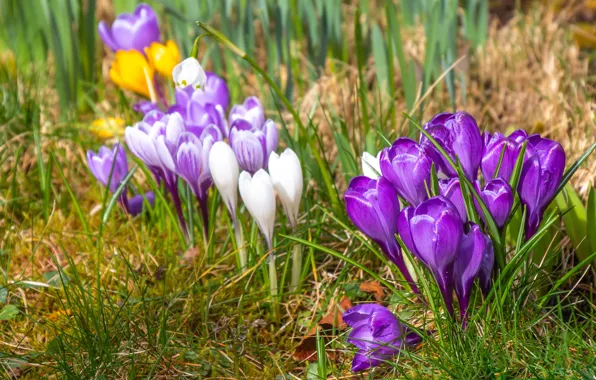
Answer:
(293, 296, 353, 362)
(360, 280, 384, 302)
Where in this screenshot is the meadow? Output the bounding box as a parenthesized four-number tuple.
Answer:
(0, 0, 595, 378)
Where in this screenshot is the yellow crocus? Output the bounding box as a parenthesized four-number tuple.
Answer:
(109, 50, 155, 99)
(90, 117, 126, 139)
(145, 40, 181, 79)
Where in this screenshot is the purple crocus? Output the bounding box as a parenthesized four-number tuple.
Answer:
(125, 113, 188, 233)
(133, 100, 159, 116)
(379, 138, 435, 206)
(421, 111, 483, 181)
(345, 176, 418, 292)
(229, 96, 265, 131)
(343, 304, 421, 372)
(518, 135, 565, 238)
(453, 223, 492, 326)
(229, 119, 279, 174)
(439, 178, 467, 222)
(481, 130, 528, 182)
(169, 83, 228, 138)
(86, 144, 154, 216)
(476, 179, 514, 228)
(98, 3, 160, 53)
(397, 196, 464, 314)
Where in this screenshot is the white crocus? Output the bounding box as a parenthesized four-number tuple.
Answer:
(268, 148, 303, 228)
(172, 57, 206, 89)
(362, 151, 382, 179)
(238, 169, 276, 250)
(209, 141, 239, 220)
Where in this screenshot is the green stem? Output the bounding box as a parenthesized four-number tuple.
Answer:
(290, 243, 303, 292)
(268, 252, 279, 322)
(234, 220, 247, 273)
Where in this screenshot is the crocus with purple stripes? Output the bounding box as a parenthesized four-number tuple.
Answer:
(229, 118, 279, 174)
(98, 3, 160, 53)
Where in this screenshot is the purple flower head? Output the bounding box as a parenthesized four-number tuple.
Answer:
(343, 304, 421, 372)
(379, 138, 435, 206)
(142, 109, 166, 126)
(397, 196, 464, 313)
(345, 176, 417, 291)
(229, 96, 265, 131)
(421, 111, 483, 181)
(86, 144, 128, 193)
(169, 85, 228, 138)
(518, 135, 565, 238)
(478, 237, 495, 296)
(439, 177, 467, 222)
(173, 72, 230, 111)
(481, 130, 528, 182)
(229, 119, 279, 174)
(453, 223, 491, 324)
(86, 144, 154, 216)
(133, 100, 159, 116)
(476, 179, 514, 228)
(98, 3, 160, 53)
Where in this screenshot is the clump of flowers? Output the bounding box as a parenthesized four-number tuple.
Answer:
(345, 111, 566, 371)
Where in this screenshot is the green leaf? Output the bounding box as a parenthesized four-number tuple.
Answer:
(0, 304, 19, 320)
(555, 184, 592, 263)
(588, 186, 596, 254)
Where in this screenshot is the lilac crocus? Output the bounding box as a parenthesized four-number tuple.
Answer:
(345, 176, 418, 292)
(476, 179, 514, 228)
(343, 304, 421, 372)
(98, 3, 160, 53)
(518, 135, 565, 238)
(421, 111, 483, 181)
(229, 119, 279, 174)
(453, 223, 492, 326)
(379, 138, 435, 206)
(133, 100, 159, 115)
(397, 196, 464, 314)
(86, 144, 154, 216)
(169, 84, 228, 138)
(229, 96, 265, 131)
(125, 113, 188, 233)
(439, 178, 467, 222)
(481, 130, 528, 182)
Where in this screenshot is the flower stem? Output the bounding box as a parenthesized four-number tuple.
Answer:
(268, 252, 279, 321)
(234, 220, 247, 273)
(290, 242, 302, 292)
(168, 182, 188, 240)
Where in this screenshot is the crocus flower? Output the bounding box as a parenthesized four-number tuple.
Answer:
(478, 238, 495, 296)
(172, 57, 206, 90)
(421, 111, 483, 181)
(362, 151, 382, 179)
(476, 179, 514, 228)
(125, 113, 188, 233)
(453, 223, 491, 325)
(169, 90, 228, 138)
(345, 176, 418, 292)
(439, 177, 467, 222)
(146, 40, 181, 78)
(229, 119, 279, 174)
(481, 130, 528, 182)
(229, 97, 265, 131)
(209, 141, 240, 221)
(98, 3, 160, 53)
(379, 138, 435, 206)
(173, 72, 230, 111)
(268, 148, 303, 228)
(518, 135, 565, 238)
(398, 196, 464, 313)
(110, 50, 154, 98)
(133, 101, 159, 115)
(238, 169, 276, 249)
(86, 144, 154, 216)
(343, 304, 421, 372)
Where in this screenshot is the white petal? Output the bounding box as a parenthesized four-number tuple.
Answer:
(268, 148, 303, 227)
(239, 169, 276, 247)
(362, 151, 381, 179)
(209, 142, 239, 216)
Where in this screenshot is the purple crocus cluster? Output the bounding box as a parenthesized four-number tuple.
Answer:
(343, 111, 566, 371)
(86, 143, 155, 216)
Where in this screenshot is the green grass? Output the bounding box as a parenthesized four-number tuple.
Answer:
(1, 1, 595, 378)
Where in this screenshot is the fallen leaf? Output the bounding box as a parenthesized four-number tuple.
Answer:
(181, 247, 200, 265)
(293, 296, 353, 362)
(360, 280, 384, 302)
